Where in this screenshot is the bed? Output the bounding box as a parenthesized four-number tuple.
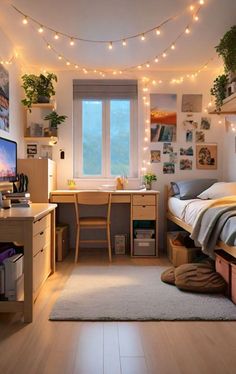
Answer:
(165, 181, 236, 259)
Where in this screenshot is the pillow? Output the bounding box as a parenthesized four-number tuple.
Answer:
(198, 182, 236, 199)
(170, 179, 217, 200)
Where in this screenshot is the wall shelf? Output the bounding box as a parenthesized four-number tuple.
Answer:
(209, 92, 236, 114)
(25, 102, 56, 110)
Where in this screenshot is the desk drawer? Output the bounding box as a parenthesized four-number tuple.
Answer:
(50, 195, 75, 203)
(33, 214, 50, 236)
(132, 194, 156, 206)
(33, 226, 51, 256)
(132, 205, 156, 220)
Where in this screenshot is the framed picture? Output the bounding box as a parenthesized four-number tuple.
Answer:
(196, 144, 217, 170)
(40, 145, 53, 159)
(0, 64, 9, 132)
(182, 94, 203, 112)
(163, 142, 173, 154)
(150, 94, 177, 142)
(26, 143, 38, 158)
(169, 152, 177, 163)
(151, 150, 161, 163)
(186, 130, 193, 142)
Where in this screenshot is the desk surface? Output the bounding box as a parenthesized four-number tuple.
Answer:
(0, 203, 57, 221)
(51, 189, 159, 195)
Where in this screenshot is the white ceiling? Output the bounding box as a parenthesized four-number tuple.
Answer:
(1, 0, 236, 73)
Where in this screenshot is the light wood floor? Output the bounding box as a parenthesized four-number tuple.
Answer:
(1, 250, 236, 374)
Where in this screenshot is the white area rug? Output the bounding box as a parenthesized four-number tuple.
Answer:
(49, 265, 236, 321)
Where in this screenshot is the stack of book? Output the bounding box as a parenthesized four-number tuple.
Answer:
(4, 192, 31, 207)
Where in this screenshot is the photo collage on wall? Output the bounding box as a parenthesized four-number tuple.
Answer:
(0, 64, 9, 132)
(150, 93, 217, 173)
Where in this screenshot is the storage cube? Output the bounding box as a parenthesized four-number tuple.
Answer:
(215, 250, 233, 297)
(167, 231, 201, 267)
(231, 263, 236, 304)
(133, 238, 156, 256)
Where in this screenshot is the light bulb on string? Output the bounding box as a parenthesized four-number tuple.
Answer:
(154, 57, 159, 63)
(108, 42, 113, 50)
(58, 55, 62, 60)
(141, 34, 146, 41)
(146, 63, 150, 68)
(190, 5, 195, 11)
(22, 16, 28, 25)
(162, 52, 167, 58)
(66, 61, 71, 66)
(38, 25, 44, 33)
(199, 0, 204, 4)
(47, 44, 51, 49)
(194, 15, 199, 21)
(171, 44, 175, 50)
(75, 64, 79, 69)
(122, 40, 127, 46)
(70, 38, 75, 46)
(155, 28, 161, 35)
(137, 65, 142, 69)
(185, 26, 190, 34)
(54, 33, 59, 40)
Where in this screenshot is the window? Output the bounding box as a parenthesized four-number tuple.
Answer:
(73, 80, 138, 178)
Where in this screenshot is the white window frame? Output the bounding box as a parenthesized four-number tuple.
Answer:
(73, 98, 138, 179)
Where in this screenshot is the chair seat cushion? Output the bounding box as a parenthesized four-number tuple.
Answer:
(175, 262, 226, 293)
(79, 217, 107, 226)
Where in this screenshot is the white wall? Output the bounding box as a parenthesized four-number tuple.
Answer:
(223, 116, 236, 181)
(0, 27, 24, 157)
(52, 69, 225, 250)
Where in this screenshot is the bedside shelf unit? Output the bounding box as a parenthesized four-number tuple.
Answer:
(24, 101, 57, 139)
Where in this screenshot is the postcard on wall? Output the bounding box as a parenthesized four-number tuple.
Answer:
(182, 94, 203, 113)
(196, 131, 205, 143)
(183, 119, 198, 129)
(163, 142, 173, 154)
(150, 94, 177, 142)
(186, 129, 193, 142)
(26, 143, 38, 159)
(151, 150, 161, 163)
(169, 152, 177, 163)
(163, 162, 175, 174)
(200, 117, 211, 130)
(40, 145, 53, 159)
(180, 146, 193, 156)
(196, 144, 217, 170)
(0, 64, 9, 132)
(180, 159, 193, 170)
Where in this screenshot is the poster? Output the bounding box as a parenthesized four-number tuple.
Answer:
(0, 64, 9, 132)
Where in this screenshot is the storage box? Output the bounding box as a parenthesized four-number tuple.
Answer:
(167, 231, 201, 267)
(114, 235, 127, 255)
(133, 238, 156, 256)
(231, 263, 236, 304)
(56, 224, 69, 261)
(134, 229, 155, 239)
(215, 250, 235, 297)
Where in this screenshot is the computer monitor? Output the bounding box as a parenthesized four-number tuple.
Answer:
(0, 137, 17, 182)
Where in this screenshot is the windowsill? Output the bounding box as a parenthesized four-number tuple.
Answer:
(66, 177, 142, 190)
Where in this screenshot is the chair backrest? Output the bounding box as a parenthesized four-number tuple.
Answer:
(74, 191, 111, 223)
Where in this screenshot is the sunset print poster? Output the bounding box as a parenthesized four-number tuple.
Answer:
(150, 94, 177, 142)
(0, 64, 9, 132)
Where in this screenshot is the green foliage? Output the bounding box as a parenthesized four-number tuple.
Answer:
(44, 111, 67, 129)
(210, 74, 228, 111)
(144, 172, 157, 184)
(21, 72, 57, 109)
(216, 26, 236, 73)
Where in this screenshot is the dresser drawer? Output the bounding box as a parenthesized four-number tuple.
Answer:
(33, 226, 51, 256)
(132, 194, 156, 206)
(33, 214, 50, 236)
(132, 205, 156, 220)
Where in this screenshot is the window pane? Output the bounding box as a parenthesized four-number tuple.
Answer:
(82, 101, 102, 175)
(110, 100, 130, 176)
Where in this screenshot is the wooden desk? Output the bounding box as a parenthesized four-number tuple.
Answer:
(0, 203, 57, 323)
(50, 190, 159, 256)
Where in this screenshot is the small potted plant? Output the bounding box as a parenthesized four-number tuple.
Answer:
(144, 172, 157, 190)
(216, 25, 236, 82)
(210, 74, 228, 112)
(44, 111, 67, 136)
(21, 72, 57, 110)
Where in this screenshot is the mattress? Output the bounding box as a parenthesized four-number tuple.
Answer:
(168, 197, 236, 245)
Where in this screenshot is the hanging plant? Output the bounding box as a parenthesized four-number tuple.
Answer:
(210, 74, 228, 112)
(215, 26, 236, 73)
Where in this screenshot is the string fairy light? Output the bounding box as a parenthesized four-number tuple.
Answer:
(12, 1, 204, 49)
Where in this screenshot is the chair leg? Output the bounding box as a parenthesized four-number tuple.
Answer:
(107, 224, 112, 262)
(75, 225, 80, 263)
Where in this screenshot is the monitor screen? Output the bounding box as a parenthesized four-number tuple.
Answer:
(0, 137, 17, 182)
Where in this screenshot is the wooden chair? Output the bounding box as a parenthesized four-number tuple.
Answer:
(74, 191, 112, 263)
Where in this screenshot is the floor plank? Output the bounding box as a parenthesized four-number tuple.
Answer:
(1, 253, 236, 374)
